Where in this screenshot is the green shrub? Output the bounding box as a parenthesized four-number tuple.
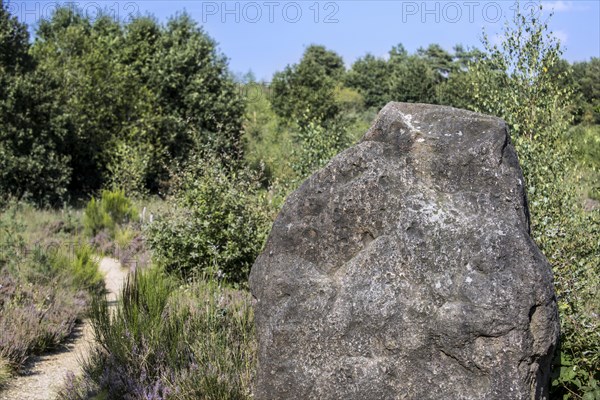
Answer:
(114, 226, 135, 251)
(99, 190, 137, 226)
(515, 138, 600, 398)
(74, 268, 255, 399)
(290, 116, 350, 181)
(569, 125, 600, 202)
(84, 190, 137, 237)
(83, 198, 105, 237)
(70, 245, 103, 292)
(50, 245, 103, 293)
(105, 140, 153, 198)
(145, 155, 271, 283)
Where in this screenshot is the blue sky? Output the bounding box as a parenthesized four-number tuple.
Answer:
(11, 0, 600, 80)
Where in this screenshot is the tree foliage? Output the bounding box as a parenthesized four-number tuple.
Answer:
(389, 55, 437, 104)
(290, 117, 350, 180)
(150, 14, 245, 160)
(469, 3, 573, 141)
(271, 45, 344, 125)
(572, 58, 600, 124)
(0, 1, 30, 73)
(345, 54, 391, 109)
(345, 43, 483, 110)
(1, 5, 245, 202)
(0, 1, 70, 205)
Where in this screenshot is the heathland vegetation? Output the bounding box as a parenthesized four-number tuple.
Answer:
(0, 1, 598, 398)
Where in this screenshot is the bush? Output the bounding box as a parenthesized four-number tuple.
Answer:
(50, 244, 104, 293)
(69, 268, 255, 399)
(290, 116, 350, 181)
(84, 190, 137, 237)
(105, 141, 153, 198)
(569, 125, 600, 202)
(145, 155, 271, 283)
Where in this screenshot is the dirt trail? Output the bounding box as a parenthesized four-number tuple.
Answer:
(0, 257, 128, 400)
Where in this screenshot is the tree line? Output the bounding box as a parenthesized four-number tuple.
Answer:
(1, 3, 244, 204)
(1, 1, 598, 205)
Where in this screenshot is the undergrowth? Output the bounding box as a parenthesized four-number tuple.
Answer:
(0, 202, 101, 375)
(58, 267, 255, 399)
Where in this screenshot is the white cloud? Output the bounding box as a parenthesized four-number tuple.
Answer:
(542, 1, 574, 12)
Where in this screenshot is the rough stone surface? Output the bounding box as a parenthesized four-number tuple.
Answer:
(249, 102, 559, 400)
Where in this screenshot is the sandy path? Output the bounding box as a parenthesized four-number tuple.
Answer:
(0, 257, 128, 400)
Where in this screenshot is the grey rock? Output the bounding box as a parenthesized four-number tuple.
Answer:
(249, 102, 559, 400)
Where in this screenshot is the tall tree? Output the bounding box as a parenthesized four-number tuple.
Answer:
(271, 45, 345, 125)
(301, 44, 345, 80)
(451, 44, 484, 72)
(417, 43, 453, 81)
(388, 55, 437, 104)
(436, 45, 484, 109)
(572, 58, 600, 124)
(389, 43, 408, 62)
(345, 54, 391, 109)
(28, 8, 245, 195)
(0, 1, 70, 205)
(32, 9, 129, 193)
(150, 13, 245, 160)
(0, 0, 31, 73)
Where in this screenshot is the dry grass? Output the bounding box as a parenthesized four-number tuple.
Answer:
(0, 202, 101, 376)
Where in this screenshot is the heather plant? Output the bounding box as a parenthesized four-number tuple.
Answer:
(71, 267, 255, 399)
(0, 203, 100, 374)
(0, 249, 88, 370)
(0, 200, 81, 244)
(55, 371, 99, 400)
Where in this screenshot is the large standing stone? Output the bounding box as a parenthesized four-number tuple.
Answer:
(249, 103, 559, 400)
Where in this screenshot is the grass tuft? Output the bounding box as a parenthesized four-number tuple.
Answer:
(70, 268, 255, 399)
(0, 356, 10, 389)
